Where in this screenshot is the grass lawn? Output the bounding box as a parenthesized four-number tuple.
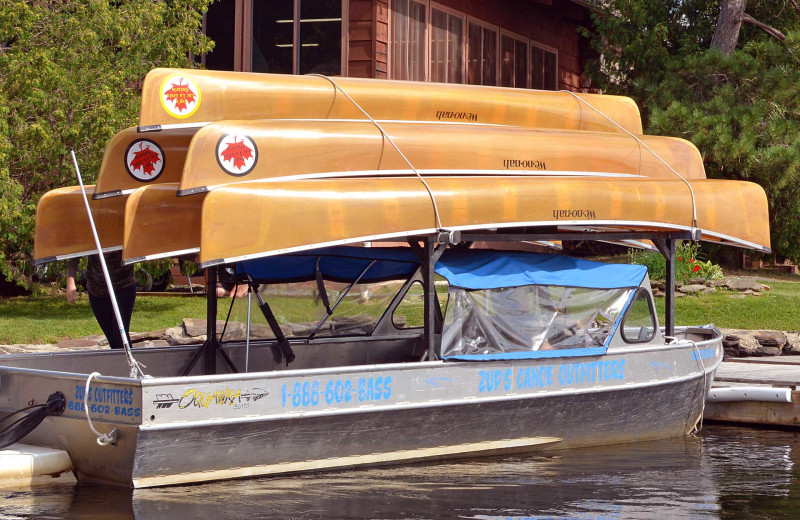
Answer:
(656, 280, 800, 331)
(1, 279, 799, 344)
(0, 294, 208, 345)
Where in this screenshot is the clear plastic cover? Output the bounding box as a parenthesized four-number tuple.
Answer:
(441, 285, 633, 357)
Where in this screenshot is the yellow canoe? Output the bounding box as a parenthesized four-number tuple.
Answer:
(93, 127, 197, 199)
(195, 176, 769, 265)
(139, 68, 643, 135)
(33, 186, 127, 264)
(116, 175, 770, 266)
(176, 120, 704, 196)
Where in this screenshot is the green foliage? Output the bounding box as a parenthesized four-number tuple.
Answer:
(628, 241, 723, 283)
(586, 1, 800, 262)
(0, 0, 213, 290)
(627, 248, 666, 281)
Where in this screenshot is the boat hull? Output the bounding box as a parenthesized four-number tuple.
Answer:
(0, 328, 721, 488)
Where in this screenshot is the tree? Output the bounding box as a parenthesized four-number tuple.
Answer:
(0, 0, 213, 290)
(584, 1, 800, 262)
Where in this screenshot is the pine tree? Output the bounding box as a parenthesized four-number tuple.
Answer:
(585, 1, 800, 262)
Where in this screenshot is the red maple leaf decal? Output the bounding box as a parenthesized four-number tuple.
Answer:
(220, 139, 254, 170)
(163, 78, 196, 113)
(129, 144, 162, 176)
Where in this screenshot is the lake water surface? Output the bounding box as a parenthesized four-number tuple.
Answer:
(2, 424, 800, 519)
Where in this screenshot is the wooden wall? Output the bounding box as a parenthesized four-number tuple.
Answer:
(346, 0, 592, 90)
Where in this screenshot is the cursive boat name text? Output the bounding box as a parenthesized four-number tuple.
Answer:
(435, 110, 478, 122)
(553, 209, 596, 220)
(503, 159, 547, 170)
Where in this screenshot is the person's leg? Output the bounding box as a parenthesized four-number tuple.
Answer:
(116, 284, 137, 333)
(89, 284, 136, 349)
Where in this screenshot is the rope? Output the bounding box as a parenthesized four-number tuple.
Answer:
(309, 74, 443, 230)
(84, 372, 116, 446)
(667, 336, 708, 433)
(559, 91, 699, 234)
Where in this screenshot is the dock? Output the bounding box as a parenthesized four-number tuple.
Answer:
(705, 358, 800, 428)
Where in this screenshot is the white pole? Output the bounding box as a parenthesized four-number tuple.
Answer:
(70, 149, 145, 378)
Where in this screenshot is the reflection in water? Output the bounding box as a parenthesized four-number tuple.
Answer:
(2, 425, 800, 519)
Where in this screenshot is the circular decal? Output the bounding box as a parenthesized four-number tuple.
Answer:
(159, 75, 201, 118)
(124, 139, 166, 182)
(216, 134, 258, 177)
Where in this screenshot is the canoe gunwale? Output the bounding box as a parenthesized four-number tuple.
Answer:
(91, 190, 123, 200)
(33, 245, 123, 266)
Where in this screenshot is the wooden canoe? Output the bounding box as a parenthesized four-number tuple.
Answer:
(115, 175, 771, 265)
(195, 176, 770, 265)
(93, 127, 197, 199)
(33, 186, 127, 264)
(40, 119, 704, 263)
(139, 68, 643, 135)
(176, 120, 705, 196)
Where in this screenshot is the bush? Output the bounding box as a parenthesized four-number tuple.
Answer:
(628, 241, 723, 283)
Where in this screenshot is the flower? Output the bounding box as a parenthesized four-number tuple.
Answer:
(693, 265, 701, 272)
(690, 258, 696, 263)
(678, 256, 683, 261)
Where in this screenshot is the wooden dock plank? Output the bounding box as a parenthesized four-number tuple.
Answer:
(714, 362, 800, 388)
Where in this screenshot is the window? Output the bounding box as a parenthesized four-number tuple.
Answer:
(203, 0, 236, 71)
(389, 2, 563, 91)
(430, 6, 464, 83)
(531, 42, 558, 90)
(393, 281, 424, 329)
(467, 21, 497, 86)
(251, 0, 342, 75)
(500, 32, 528, 88)
(620, 289, 657, 343)
(392, 0, 427, 81)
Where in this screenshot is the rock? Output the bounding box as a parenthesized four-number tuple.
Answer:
(729, 293, 746, 299)
(784, 333, 800, 355)
(728, 277, 767, 292)
(689, 277, 706, 285)
(720, 329, 761, 357)
(678, 284, 706, 294)
(165, 326, 199, 345)
(55, 335, 104, 349)
(218, 321, 248, 342)
(700, 287, 717, 295)
(709, 278, 733, 288)
(182, 318, 228, 337)
(137, 340, 171, 348)
(755, 345, 782, 356)
(754, 330, 787, 348)
(129, 330, 168, 343)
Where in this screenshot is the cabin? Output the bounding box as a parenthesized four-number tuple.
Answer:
(202, 0, 599, 92)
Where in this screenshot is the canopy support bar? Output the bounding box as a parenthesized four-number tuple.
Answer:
(654, 239, 676, 337)
(246, 274, 295, 365)
(408, 237, 447, 361)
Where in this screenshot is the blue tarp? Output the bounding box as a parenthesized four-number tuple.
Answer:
(434, 250, 647, 290)
(235, 246, 421, 284)
(236, 246, 647, 290)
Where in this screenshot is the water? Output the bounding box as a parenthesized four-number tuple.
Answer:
(2, 424, 800, 519)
